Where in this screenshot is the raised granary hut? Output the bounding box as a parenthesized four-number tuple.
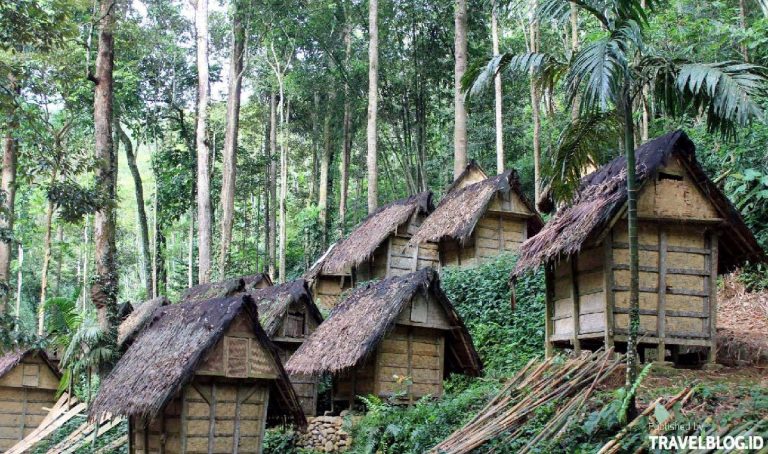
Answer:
(286, 269, 481, 410)
(248, 279, 323, 416)
(179, 272, 273, 303)
(304, 191, 438, 308)
(410, 163, 543, 268)
(0, 349, 60, 451)
(89, 294, 304, 453)
(514, 130, 763, 365)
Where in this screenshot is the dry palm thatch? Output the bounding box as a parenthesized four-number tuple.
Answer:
(247, 279, 323, 337)
(117, 296, 170, 349)
(179, 273, 272, 303)
(285, 268, 481, 377)
(315, 191, 434, 276)
(410, 170, 541, 247)
(0, 349, 59, 379)
(515, 130, 763, 275)
(89, 294, 304, 426)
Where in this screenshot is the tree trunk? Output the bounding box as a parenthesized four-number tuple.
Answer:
(739, 0, 749, 62)
(14, 245, 22, 321)
(54, 224, 63, 295)
(268, 92, 277, 280)
(118, 124, 152, 297)
(529, 0, 542, 203)
(319, 92, 335, 248)
(492, 0, 504, 174)
(310, 92, 320, 204)
(81, 217, 89, 311)
(279, 98, 289, 283)
(366, 0, 379, 213)
(622, 78, 640, 395)
(453, 0, 468, 179)
(218, 5, 246, 279)
(91, 0, 118, 334)
(195, 0, 212, 284)
(0, 77, 19, 314)
(570, 3, 581, 120)
(38, 196, 55, 335)
(340, 23, 352, 235)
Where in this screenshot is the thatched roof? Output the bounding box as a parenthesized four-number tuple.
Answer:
(410, 170, 542, 246)
(117, 296, 170, 349)
(312, 191, 434, 276)
(0, 349, 59, 379)
(248, 279, 323, 337)
(515, 130, 763, 275)
(90, 295, 304, 426)
(285, 268, 482, 377)
(179, 273, 272, 303)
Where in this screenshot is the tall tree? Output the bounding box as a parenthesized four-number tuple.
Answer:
(492, 0, 504, 174)
(218, 1, 247, 278)
(319, 92, 334, 248)
(453, 0, 468, 179)
(117, 124, 151, 297)
(0, 77, 18, 314)
(529, 0, 542, 202)
(339, 22, 352, 235)
(90, 0, 117, 333)
(268, 92, 277, 279)
(195, 0, 212, 284)
(366, 0, 379, 213)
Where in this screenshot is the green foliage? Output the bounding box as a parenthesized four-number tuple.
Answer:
(441, 254, 545, 375)
(0, 312, 45, 352)
(47, 181, 107, 224)
(348, 377, 498, 454)
(263, 427, 302, 454)
(618, 363, 653, 424)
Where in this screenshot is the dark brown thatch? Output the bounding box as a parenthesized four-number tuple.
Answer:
(179, 273, 272, 303)
(315, 191, 434, 275)
(515, 130, 763, 275)
(117, 296, 170, 349)
(410, 170, 542, 246)
(247, 279, 323, 337)
(0, 349, 59, 379)
(285, 268, 481, 377)
(89, 295, 304, 426)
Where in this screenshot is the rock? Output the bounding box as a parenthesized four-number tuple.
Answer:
(325, 441, 334, 451)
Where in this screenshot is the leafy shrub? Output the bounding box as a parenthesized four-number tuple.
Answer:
(348, 377, 498, 454)
(263, 427, 302, 454)
(441, 253, 545, 375)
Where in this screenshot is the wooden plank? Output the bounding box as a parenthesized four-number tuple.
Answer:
(544, 264, 555, 358)
(707, 233, 718, 364)
(571, 256, 581, 353)
(657, 228, 668, 358)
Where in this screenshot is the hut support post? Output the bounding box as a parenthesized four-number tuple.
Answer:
(544, 263, 555, 358)
(570, 256, 581, 354)
(706, 232, 719, 366)
(603, 235, 615, 352)
(656, 229, 670, 364)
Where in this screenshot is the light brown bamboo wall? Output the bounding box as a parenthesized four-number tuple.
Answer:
(130, 380, 270, 454)
(311, 275, 352, 310)
(0, 354, 59, 451)
(274, 302, 320, 416)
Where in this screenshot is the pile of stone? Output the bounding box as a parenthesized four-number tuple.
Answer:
(296, 414, 353, 452)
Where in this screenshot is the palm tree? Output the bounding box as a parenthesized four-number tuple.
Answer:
(466, 0, 767, 389)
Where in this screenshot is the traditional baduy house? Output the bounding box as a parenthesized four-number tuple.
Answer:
(248, 280, 323, 416)
(117, 296, 170, 350)
(514, 131, 763, 364)
(90, 294, 304, 454)
(0, 349, 60, 451)
(179, 273, 273, 303)
(410, 162, 543, 267)
(286, 269, 481, 410)
(305, 191, 438, 308)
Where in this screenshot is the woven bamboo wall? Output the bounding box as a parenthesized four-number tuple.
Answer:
(0, 354, 58, 451)
(131, 380, 269, 454)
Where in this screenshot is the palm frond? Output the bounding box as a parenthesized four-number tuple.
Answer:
(546, 112, 621, 202)
(566, 37, 626, 112)
(463, 52, 566, 100)
(645, 58, 767, 138)
(758, 0, 768, 16)
(537, 0, 574, 26)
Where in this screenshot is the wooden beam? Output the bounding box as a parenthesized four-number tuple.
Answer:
(657, 228, 668, 362)
(707, 232, 719, 365)
(207, 383, 217, 454)
(180, 388, 188, 454)
(570, 256, 581, 354)
(544, 264, 555, 358)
